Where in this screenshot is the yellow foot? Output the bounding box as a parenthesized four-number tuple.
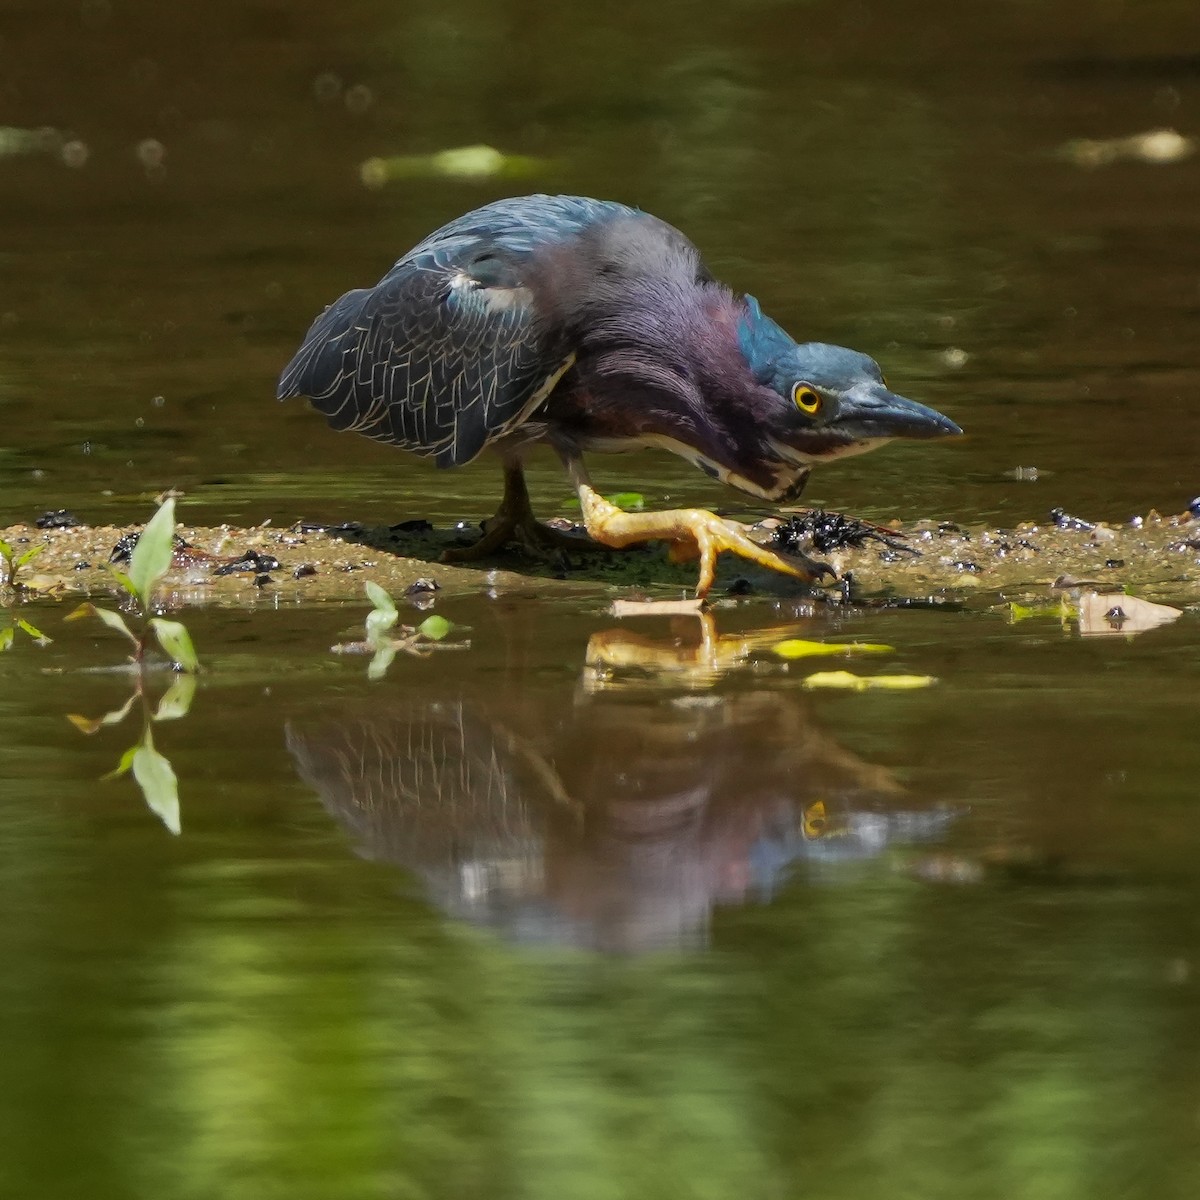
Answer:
(578, 486, 834, 598)
(441, 511, 606, 564)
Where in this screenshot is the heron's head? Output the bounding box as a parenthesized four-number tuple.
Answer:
(737, 297, 962, 474)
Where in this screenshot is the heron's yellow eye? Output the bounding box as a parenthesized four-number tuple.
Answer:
(803, 800, 828, 840)
(792, 383, 821, 415)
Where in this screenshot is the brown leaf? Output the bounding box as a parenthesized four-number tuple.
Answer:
(1077, 591, 1181, 636)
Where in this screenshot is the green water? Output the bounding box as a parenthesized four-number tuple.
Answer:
(3, 0, 1200, 1197)
(4, 598, 1200, 1198)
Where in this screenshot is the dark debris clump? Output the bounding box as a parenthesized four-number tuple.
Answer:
(771, 510, 920, 557)
(1049, 507, 1096, 532)
(404, 577, 440, 597)
(36, 509, 84, 529)
(294, 520, 363, 537)
(213, 549, 282, 576)
(109, 530, 191, 563)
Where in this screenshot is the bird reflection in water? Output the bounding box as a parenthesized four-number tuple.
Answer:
(286, 613, 954, 952)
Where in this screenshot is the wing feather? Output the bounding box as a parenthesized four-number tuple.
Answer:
(278, 196, 634, 467)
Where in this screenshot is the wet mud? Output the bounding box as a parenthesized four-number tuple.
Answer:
(4, 500, 1199, 609)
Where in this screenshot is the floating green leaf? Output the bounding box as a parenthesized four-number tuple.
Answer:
(417, 614, 452, 642)
(360, 144, 549, 187)
(803, 670, 937, 691)
(1005, 599, 1068, 624)
(773, 639, 893, 660)
(15, 618, 49, 644)
(150, 617, 200, 673)
(127, 497, 177, 610)
(610, 492, 646, 511)
(131, 728, 181, 835)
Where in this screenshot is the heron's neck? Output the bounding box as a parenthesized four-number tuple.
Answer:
(553, 284, 797, 497)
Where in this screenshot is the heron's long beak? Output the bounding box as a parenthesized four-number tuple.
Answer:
(837, 384, 962, 441)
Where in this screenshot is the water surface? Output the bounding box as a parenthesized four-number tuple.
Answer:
(2, 1, 1200, 1197)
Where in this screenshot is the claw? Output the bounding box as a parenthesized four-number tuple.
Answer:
(578, 486, 832, 598)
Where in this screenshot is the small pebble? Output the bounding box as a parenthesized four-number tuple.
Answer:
(1050, 507, 1096, 532)
(404, 577, 440, 596)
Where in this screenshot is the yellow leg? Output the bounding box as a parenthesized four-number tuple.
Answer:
(577, 484, 831, 598)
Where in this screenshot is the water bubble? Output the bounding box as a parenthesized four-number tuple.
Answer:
(360, 157, 388, 189)
(61, 140, 90, 168)
(152, 395, 165, 407)
(1132, 128, 1191, 163)
(136, 138, 165, 168)
(344, 84, 374, 115)
(313, 72, 343, 103)
(940, 347, 969, 369)
(81, 441, 92, 455)
(135, 416, 145, 428)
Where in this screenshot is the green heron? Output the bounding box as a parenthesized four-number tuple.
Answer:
(278, 194, 961, 595)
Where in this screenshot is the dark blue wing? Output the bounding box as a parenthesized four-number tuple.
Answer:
(277, 195, 639, 468)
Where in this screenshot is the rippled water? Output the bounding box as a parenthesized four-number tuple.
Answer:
(2, 1, 1200, 1197)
